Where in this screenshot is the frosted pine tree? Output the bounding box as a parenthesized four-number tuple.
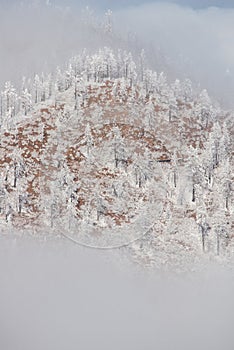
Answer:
(20, 89, 32, 116)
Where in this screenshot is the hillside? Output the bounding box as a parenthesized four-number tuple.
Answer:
(0, 48, 233, 269)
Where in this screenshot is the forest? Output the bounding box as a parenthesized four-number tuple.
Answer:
(0, 47, 233, 266)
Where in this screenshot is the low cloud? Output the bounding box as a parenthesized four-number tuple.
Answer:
(0, 236, 234, 350)
(0, 2, 115, 89)
(115, 2, 234, 107)
(1, 2, 234, 107)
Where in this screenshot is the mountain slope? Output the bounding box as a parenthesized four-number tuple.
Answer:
(0, 48, 233, 269)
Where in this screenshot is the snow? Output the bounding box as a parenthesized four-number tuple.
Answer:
(0, 48, 233, 270)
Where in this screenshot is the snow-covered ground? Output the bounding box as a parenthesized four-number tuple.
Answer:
(0, 48, 233, 271)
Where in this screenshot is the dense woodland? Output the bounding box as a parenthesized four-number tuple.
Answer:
(0, 47, 233, 266)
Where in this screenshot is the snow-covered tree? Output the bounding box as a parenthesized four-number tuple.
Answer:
(84, 123, 94, 157)
(1, 81, 18, 119)
(112, 126, 128, 169)
(33, 75, 42, 103)
(20, 88, 32, 116)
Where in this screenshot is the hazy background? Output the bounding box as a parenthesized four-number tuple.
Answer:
(1, 1, 234, 107)
(0, 235, 234, 350)
(115, 2, 234, 107)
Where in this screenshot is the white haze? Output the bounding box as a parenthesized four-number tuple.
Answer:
(1, 2, 234, 107)
(0, 2, 123, 89)
(0, 235, 234, 350)
(115, 2, 234, 108)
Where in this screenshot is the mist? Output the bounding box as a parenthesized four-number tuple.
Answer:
(115, 2, 234, 108)
(0, 1, 121, 89)
(1, 2, 234, 107)
(0, 235, 234, 350)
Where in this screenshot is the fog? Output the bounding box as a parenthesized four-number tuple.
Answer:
(1, 1, 234, 106)
(0, 2, 113, 89)
(0, 235, 234, 350)
(115, 2, 234, 107)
